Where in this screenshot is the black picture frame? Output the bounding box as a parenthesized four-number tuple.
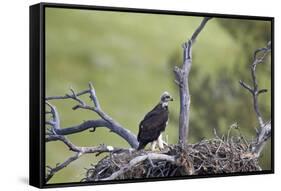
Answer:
(30, 2, 274, 188)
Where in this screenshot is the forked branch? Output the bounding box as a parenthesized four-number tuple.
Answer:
(46, 83, 138, 148)
(45, 134, 130, 182)
(174, 17, 212, 146)
(45, 83, 139, 182)
(239, 41, 271, 156)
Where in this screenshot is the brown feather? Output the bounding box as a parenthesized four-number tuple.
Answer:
(137, 103, 168, 150)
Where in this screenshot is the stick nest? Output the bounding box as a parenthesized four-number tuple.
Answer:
(83, 137, 261, 181)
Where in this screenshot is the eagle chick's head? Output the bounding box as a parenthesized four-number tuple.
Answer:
(160, 91, 173, 103)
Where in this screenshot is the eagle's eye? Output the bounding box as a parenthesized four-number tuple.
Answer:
(161, 92, 172, 102)
(162, 95, 172, 101)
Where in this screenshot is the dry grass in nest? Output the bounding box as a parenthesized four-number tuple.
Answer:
(83, 136, 261, 181)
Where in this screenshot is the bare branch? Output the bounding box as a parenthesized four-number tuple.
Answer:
(190, 17, 212, 43)
(45, 83, 141, 182)
(174, 17, 212, 146)
(45, 101, 60, 133)
(45, 134, 130, 182)
(46, 89, 89, 100)
(100, 153, 176, 181)
(239, 42, 271, 156)
(239, 80, 253, 94)
(240, 42, 271, 128)
(46, 135, 127, 154)
(251, 121, 271, 156)
(258, 89, 268, 95)
(46, 152, 80, 182)
(253, 41, 271, 63)
(45, 119, 111, 137)
(88, 82, 101, 109)
(46, 84, 138, 148)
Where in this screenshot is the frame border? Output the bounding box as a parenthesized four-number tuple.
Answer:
(29, 2, 274, 188)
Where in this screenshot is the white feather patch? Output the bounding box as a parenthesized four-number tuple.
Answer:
(165, 118, 169, 126)
(107, 146, 114, 151)
(162, 102, 168, 108)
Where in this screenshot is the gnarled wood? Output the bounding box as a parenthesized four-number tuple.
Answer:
(239, 41, 271, 157)
(174, 17, 212, 146)
(46, 83, 138, 148)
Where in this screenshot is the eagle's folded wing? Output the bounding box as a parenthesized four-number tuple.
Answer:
(138, 108, 168, 142)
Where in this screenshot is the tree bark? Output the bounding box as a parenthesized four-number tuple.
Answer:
(174, 17, 212, 146)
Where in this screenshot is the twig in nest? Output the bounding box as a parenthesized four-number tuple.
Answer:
(100, 153, 176, 181)
(86, 137, 261, 181)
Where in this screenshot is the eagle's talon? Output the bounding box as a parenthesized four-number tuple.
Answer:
(162, 141, 168, 146)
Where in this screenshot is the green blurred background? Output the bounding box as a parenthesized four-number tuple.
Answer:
(45, 8, 272, 183)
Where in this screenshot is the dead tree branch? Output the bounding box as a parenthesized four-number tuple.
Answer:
(45, 134, 129, 182)
(174, 17, 212, 146)
(87, 137, 261, 181)
(45, 119, 112, 137)
(46, 83, 138, 148)
(45, 83, 139, 182)
(252, 121, 271, 157)
(239, 41, 271, 157)
(100, 153, 176, 181)
(45, 103, 131, 182)
(46, 152, 80, 183)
